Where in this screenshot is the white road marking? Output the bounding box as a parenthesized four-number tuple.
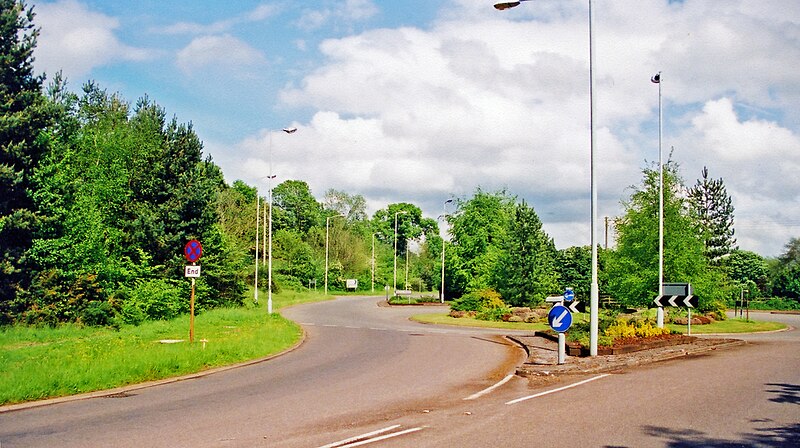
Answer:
(506, 374, 611, 405)
(464, 374, 515, 400)
(317, 425, 424, 448)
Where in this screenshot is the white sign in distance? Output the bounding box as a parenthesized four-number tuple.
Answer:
(185, 265, 201, 278)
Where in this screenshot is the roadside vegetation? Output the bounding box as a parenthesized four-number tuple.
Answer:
(0, 290, 328, 406)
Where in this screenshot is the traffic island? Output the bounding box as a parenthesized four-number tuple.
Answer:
(509, 332, 745, 378)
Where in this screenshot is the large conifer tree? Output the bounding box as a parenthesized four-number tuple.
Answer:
(688, 166, 737, 264)
(0, 1, 50, 321)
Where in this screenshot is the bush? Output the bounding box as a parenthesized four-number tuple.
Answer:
(451, 289, 510, 321)
(120, 279, 187, 324)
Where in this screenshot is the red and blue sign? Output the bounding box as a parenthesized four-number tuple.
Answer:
(184, 239, 203, 263)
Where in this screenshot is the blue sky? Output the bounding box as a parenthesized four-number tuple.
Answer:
(31, 0, 800, 257)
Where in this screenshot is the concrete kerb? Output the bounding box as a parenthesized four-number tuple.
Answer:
(0, 328, 308, 414)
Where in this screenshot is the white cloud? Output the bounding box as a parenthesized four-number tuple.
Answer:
(176, 35, 266, 75)
(157, 3, 279, 35)
(296, 0, 378, 30)
(34, 0, 151, 79)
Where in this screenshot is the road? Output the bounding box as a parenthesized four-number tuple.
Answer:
(1, 300, 798, 447)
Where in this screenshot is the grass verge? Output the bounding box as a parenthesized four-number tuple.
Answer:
(667, 317, 786, 334)
(0, 289, 330, 406)
(413, 313, 786, 335)
(412, 313, 549, 331)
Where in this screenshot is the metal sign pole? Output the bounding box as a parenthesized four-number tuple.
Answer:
(558, 333, 566, 365)
(190, 271, 196, 343)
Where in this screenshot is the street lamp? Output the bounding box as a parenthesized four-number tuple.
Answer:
(325, 215, 344, 295)
(495, 0, 599, 356)
(652, 71, 665, 328)
(440, 199, 453, 303)
(371, 233, 376, 293)
(267, 127, 297, 315)
(393, 210, 408, 292)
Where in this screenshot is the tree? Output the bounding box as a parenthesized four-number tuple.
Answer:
(272, 180, 322, 235)
(447, 189, 514, 296)
(0, 0, 51, 321)
(323, 188, 367, 223)
(688, 166, 736, 264)
(606, 161, 728, 311)
(557, 246, 591, 300)
(723, 250, 768, 298)
(492, 201, 559, 307)
(771, 237, 800, 300)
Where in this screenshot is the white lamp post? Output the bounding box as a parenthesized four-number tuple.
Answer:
(325, 215, 343, 295)
(652, 72, 664, 328)
(266, 127, 297, 314)
(254, 194, 260, 304)
(393, 210, 407, 292)
(440, 199, 453, 303)
(495, 0, 599, 356)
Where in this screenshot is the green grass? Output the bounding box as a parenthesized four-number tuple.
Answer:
(668, 318, 786, 334)
(412, 313, 549, 331)
(0, 289, 330, 406)
(413, 313, 786, 336)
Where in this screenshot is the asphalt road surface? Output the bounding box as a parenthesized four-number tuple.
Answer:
(1, 299, 798, 447)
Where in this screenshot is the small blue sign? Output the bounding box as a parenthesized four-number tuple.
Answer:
(563, 288, 575, 302)
(548, 304, 573, 333)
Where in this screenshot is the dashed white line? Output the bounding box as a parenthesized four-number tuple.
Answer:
(506, 374, 611, 405)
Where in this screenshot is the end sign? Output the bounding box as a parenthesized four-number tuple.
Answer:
(185, 265, 201, 278)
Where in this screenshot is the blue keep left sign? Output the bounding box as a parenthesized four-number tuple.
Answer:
(548, 304, 573, 333)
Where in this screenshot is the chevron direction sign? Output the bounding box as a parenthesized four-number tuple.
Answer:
(654, 283, 697, 308)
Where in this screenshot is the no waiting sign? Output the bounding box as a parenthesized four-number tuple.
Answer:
(184, 239, 203, 263)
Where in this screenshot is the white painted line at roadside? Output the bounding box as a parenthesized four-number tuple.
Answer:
(464, 374, 515, 400)
(317, 425, 401, 448)
(506, 374, 611, 405)
(318, 425, 424, 448)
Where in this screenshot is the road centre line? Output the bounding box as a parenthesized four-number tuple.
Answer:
(464, 374, 515, 400)
(506, 374, 611, 405)
(318, 425, 424, 448)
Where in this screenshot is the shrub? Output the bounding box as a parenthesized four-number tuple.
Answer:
(120, 279, 187, 324)
(450, 289, 510, 321)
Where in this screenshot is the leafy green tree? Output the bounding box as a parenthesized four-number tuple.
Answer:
(688, 166, 736, 264)
(724, 249, 768, 298)
(0, 0, 52, 321)
(323, 188, 367, 223)
(447, 189, 514, 296)
(492, 201, 559, 307)
(272, 180, 322, 235)
(557, 246, 591, 300)
(771, 237, 800, 301)
(606, 161, 727, 311)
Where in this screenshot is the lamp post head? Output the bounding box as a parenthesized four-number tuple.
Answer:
(494, 1, 521, 10)
(282, 127, 297, 134)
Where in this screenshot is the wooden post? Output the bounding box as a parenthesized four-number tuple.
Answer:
(190, 265, 196, 343)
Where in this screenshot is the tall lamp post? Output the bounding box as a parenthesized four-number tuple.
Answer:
(393, 210, 407, 292)
(267, 127, 297, 314)
(440, 199, 453, 303)
(652, 72, 664, 328)
(495, 0, 599, 356)
(325, 215, 343, 295)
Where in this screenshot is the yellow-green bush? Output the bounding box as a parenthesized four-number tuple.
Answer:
(604, 318, 671, 340)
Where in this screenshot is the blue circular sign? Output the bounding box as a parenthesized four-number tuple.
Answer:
(563, 288, 575, 302)
(184, 239, 203, 263)
(548, 305, 573, 333)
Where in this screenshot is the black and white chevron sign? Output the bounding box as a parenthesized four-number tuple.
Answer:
(654, 282, 696, 308)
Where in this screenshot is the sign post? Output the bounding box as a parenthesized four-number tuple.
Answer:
(184, 240, 203, 343)
(654, 282, 695, 335)
(548, 303, 573, 365)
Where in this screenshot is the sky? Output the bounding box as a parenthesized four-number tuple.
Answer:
(30, 0, 800, 257)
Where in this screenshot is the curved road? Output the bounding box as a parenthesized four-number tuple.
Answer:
(0, 296, 526, 447)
